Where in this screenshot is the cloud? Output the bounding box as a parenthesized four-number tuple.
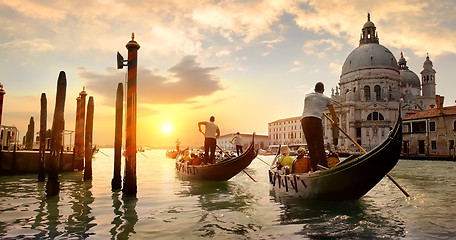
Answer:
(291, 0, 456, 57)
(0, 39, 55, 53)
(263, 36, 285, 49)
(302, 39, 343, 58)
(79, 55, 224, 105)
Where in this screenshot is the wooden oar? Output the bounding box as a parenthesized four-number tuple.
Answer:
(323, 113, 410, 197)
(256, 156, 271, 166)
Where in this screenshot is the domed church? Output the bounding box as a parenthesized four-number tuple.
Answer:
(326, 13, 438, 151)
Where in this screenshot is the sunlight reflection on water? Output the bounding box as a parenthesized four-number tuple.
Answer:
(0, 149, 455, 239)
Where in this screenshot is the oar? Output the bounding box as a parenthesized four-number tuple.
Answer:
(256, 156, 271, 166)
(323, 113, 410, 198)
(199, 132, 256, 182)
(98, 150, 109, 157)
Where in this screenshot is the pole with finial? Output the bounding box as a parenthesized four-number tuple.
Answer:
(123, 33, 140, 195)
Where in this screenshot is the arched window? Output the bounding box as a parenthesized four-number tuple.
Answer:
(454, 120, 456, 131)
(364, 85, 371, 101)
(367, 112, 384, 121)
(374, 85, 381, 101)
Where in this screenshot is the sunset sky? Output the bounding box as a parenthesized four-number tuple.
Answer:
(1, 0, 456, 148)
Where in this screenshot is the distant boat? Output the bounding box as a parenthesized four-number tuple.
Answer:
(175, 134, 258, 181)
(166, 149, 179, 159)
(269, 113, 402, 201)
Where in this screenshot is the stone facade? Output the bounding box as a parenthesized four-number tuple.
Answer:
(218, 133, 269, 152)
(268, 116, 303, 146)
(402, 102, 456, 160)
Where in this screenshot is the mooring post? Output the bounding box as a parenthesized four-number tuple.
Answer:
(0, 83, 5, 153)
(26, 117, 34, 150)
(84, 96, 94, 180)
(46, 71, 67, 197)
(123, 33, 140, 195)
(38, 93, 47, 182)
(112, 83, 123, 190)
(74, 87, 87, 170)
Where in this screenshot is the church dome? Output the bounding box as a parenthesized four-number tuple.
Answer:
(341, 43, 399, 75)
(398, 52, 420, 88)
(400, 69, 420, 88)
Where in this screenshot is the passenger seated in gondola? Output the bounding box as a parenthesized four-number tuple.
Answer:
(292, 147, 313, 173)
(182, 150, 191, 162)
(189, 152, 202, 165)
(277, 145, 294, 174)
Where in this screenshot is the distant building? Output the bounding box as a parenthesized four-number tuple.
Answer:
(402, 97, 456, 160)
(268, 116, 304, 146)
(218, 133, 269, 152)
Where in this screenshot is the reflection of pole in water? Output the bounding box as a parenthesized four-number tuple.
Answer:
(46, 71, 67, 197)
(118, 195, 138, 239)
(110, 190, 123, 238)
(31, 183, 47, 239)
(45, 195, 60, 238)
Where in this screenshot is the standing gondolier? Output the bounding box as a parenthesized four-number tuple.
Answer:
(301, 82, 338, 171)
(230, 132, 243, 156)
(198, 116, 220, 164)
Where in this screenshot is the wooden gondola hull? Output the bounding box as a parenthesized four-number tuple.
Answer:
(176, 136, 258, 181)
(270, 116, 402, 201)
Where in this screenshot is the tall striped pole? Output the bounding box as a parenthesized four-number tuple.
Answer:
(0, 83, 5, 153)
(74, 87, 87, 170)
(123, 33, 140, 195)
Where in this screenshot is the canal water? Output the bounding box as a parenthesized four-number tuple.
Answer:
(0, 149, 455, 239)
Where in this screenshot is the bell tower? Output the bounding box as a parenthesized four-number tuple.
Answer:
(420, 54, 437, 108)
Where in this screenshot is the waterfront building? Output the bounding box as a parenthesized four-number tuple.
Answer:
(268, 116, 303, 146)
(326, 13, 440, 152)
(268, 14, 451, 156)
(217, 133, 269, 152)
(402, 97, 456, 160)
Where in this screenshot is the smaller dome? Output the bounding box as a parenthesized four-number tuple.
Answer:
(363, 21, 375, 28)
(400, 69, 420, 88)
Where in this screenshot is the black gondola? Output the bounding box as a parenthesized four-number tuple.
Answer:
(269, 112, 402, 201)
(176, 134, 258, 181)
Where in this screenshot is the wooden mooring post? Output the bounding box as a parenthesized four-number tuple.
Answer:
(46, 71, 67, 197)
(38, 93, 47, 182)
(84, 96, 94, 180)
(112, 83, 123, 190)
(123, 33, 140, 195)
(0, 83, 5, 154)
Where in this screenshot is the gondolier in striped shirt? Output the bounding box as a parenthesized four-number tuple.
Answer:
(301, 82, 338, 171)
(198, 116, 220, 164)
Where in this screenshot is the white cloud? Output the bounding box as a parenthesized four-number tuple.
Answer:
(302, 39, 343, 58)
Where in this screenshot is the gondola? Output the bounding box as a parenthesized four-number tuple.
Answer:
(175, 134, 258, 181)
(269, 113, 402, 201)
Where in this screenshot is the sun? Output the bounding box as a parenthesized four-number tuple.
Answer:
(161, 122, 173, 135)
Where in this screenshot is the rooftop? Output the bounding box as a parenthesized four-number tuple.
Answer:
(403, 106, 456, 120)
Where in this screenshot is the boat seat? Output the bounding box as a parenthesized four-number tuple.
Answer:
(292, 156, 312, 173)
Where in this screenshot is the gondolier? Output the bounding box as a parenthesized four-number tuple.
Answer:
(301, 82, 338, 171)
(198, 116, 220, 164)
(230, 132, 243, 156)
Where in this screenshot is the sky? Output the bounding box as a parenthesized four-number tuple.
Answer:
(1, 0, 456, 148)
